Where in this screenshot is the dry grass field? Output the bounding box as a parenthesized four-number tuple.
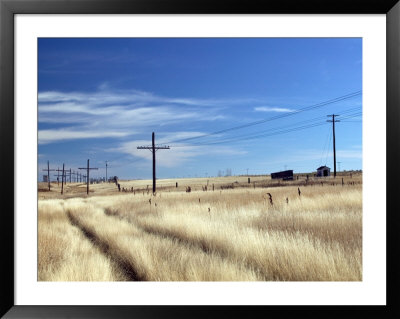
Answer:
(38, 173, 362, 281)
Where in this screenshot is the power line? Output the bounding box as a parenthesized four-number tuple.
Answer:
(325, 128, 332, 166)
(168, 109, 362, 148)
(177, 108, 362, 147)
(163, 91, 361, 145)
(319, 125, 331, 167)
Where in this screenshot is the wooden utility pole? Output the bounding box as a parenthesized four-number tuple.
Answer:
(55, 166, 65, 194)
(137, 132, 170, 194)
(327, 114, 340, 178)
(64, 169, 68, 185)
(42, 160, 56, 191)
(71, 171, 79, 183)
(61, 164, 65, 194)
(105, 161, 108, 182)
(64, 169, 70, 184)
(79, 159, 98, 195)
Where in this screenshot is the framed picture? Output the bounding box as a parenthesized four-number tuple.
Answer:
(1, 0, 399, 318)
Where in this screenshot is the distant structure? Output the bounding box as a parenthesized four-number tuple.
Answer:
(316, 166, 331, 177)
(271, 170, 293, 180)
(43, 175, 48, 182)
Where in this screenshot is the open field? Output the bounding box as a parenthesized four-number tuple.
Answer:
(38, 173, 362, 281)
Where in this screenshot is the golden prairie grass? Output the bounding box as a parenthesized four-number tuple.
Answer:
(38, 179, 362, 281)
(65, 201, 261, 281)
(38, 200, 127, 281)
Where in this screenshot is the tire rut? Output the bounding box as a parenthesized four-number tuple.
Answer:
(103, 209, 270, 280)
(66, 210, 146, 281)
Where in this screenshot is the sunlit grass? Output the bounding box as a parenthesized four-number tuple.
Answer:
(38, 176, 362, 281)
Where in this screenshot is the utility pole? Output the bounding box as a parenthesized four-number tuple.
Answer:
(71, 171, 78, 183)
(105, 160, 108, 182)
(42, 160, 56, 191)
(327, 114, 340, 178)
(337, 161, 342, 173)
(64, 169, 69, 185)
(57, 164, 65, 194)
(61, 164, 65, 194)
(137, 132, 170, 194)
(79, 159, 98, 195)
(55, 166, 65, 194)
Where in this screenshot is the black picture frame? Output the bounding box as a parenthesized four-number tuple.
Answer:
(1, 0, 399, 318)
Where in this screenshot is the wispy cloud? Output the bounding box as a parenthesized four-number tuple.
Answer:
(113, 131, 247, 168)
(38, 88, 232, 144)
(38, 128, 131, 144)
(39, 89, 232, 108)
(254, 106, 295, 113)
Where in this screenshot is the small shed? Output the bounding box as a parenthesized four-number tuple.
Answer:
(271, 170, 294, 180)
(316, 166, 330, 177)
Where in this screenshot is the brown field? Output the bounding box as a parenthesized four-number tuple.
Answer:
(38, 173, 362, 281)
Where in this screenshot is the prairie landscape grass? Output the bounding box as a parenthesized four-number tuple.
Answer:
(38, 200, 127, 281)
(38, 175, 362, 281)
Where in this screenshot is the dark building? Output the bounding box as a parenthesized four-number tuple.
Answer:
(316, 166, 331, 177)
(271, 170, 294, 180)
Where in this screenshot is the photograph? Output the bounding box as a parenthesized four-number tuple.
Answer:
(2, 0, 398, 316)
(37, 37, 363, 282)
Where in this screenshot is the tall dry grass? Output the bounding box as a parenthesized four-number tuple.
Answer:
(38, 182, 362, 281)
(38, 200, 127, 281)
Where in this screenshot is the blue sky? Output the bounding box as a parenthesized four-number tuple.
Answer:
(38, 38, 362, 180)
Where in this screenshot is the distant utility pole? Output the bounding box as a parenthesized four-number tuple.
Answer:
(61, 164, 65, 194)
(71, 171, 79, 183)
(55, 166, 65, 194)
(327, 114, 340, 178)
(56, 164, 65, 194)
(79, 159, 98, 195)
(105, 160, 108, 182)
(246, 168, 249, 176)
(42, 160, 56, 191)
(337, 161, 342, 173)
(137, 132, 170, 194)
(64, 169, 69, 185)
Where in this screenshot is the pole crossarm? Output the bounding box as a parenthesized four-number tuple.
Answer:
(42, 161, 57, 190)
(137, 146, 170, 151)
(78, 159, 98, 195)
(137, 132, 170, 194)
